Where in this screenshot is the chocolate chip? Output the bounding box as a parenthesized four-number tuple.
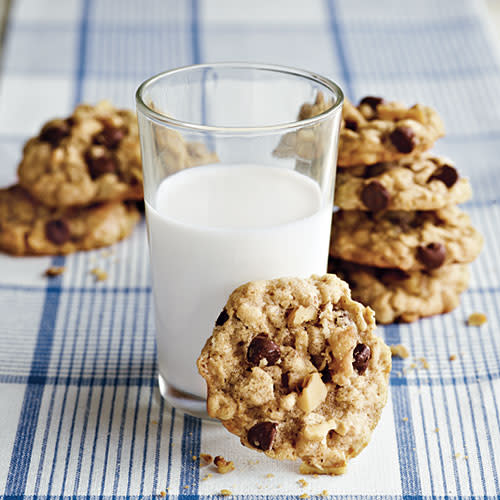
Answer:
(353, 343, 371, 374)
(310, 354, 322, 368)
(344, 119, 358, 131)
(39, 121, 71, 147)
(389, 126, 416, 153)
(428, 165, 459, 188)
(321, 367, 333, 384)
(93, 126, 126, 149)
(247, 422, 277, 451)
(364, 163, 386, 178)
(215, 309, 229, 326)
(377, 269, 410, 285)
(45, 219, 70, 245)
(247, 334, 280, 366)
(417, 242, 446, 269)
(281, 372, 289, 389)
(85, 152, 118, 179)
(136, 199, 145, 214)
(359, 96, 384, 109)
(361, 181, 391, 212)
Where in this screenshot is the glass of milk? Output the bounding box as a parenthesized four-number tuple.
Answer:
(136, 63, 343, 417)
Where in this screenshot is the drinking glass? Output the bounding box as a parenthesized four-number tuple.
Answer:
(136, 63, 343, 417)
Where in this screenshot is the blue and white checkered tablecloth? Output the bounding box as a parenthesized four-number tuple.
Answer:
(0, 0, 499, 498)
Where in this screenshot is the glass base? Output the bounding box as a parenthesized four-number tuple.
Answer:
(158, 373, 212, 419)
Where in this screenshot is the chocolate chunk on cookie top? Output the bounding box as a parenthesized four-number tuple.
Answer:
(197, 275, 391, 475)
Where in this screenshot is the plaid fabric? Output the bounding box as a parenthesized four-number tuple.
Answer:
(0, 0, 499, 497)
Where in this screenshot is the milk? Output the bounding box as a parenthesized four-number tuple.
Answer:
(146, 164, 332, 399)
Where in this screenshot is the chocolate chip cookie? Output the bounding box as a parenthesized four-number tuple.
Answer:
(18, 101, 143, 207)
(338, 97, 445, 166)
(335, 153, 471, 212)
(330, 207, 483, 271)
(155, 128, 219, 175)
(197, 275, 391, 474)
(0, 185, 140, 256)
(300, 95, 444, 167)
(330, 259, 470, 324)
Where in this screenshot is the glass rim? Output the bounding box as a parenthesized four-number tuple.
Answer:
(135, 62, 344, 134)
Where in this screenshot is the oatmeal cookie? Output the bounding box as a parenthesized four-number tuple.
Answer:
(338, 97, 444, 166)
(155, 128, 219, 175)
(197, 275, 391, 474)
(0, 185, 140, 256)
(335, 153, 471, 212)
(18, 101, 143, 207)
(330, 259, 470, 324)
(330, 207, 483, 271)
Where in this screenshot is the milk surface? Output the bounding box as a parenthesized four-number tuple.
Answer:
(146, 164, 332, 398)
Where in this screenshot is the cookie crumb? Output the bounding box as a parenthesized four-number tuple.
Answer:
(192, 455, 197, 461)
(265, 473, 274, 478)
(220, 489, 232, 496)
(435, 427, 439, 432)
(214, 456, 235, 474)
(449, 354, 457, 361)
(201, 473, 213, 481)
(390, 344, 410, 358)
(299, 494, 309, 499)
(200, 453, 213, 465)
(183, 486, 189, 489)
(418, 357, 430, 369)
(45, 266, 65, 277)
(467, 312, 487, 326)
(402, 417, 408, 422)
(298, 479, 308, 487)
(159, 491, 166, 497)
(320, 490, 328, 497)
(455, 453, 461, 459)
(151, 420, 158, 425)
(90, 267, 108, 281)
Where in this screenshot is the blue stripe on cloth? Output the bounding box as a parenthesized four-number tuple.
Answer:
(138, 384, 155, 496)
(385, 324, 422, 497)
(164, 408, 177, 495)
(191, 0, 201, 64)
(325, 0, 353, 97)
(180, 415, 201, 495)
(4, 253, 65, 495)
(126, 289, 154, 496)
(74, 0, 91, 104)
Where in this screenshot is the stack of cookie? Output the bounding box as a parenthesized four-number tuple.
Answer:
(328, 96, 483, 323)
(0, 101, 143, 256)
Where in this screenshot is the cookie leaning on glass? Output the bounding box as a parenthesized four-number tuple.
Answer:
(197, 274, 391, 475)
